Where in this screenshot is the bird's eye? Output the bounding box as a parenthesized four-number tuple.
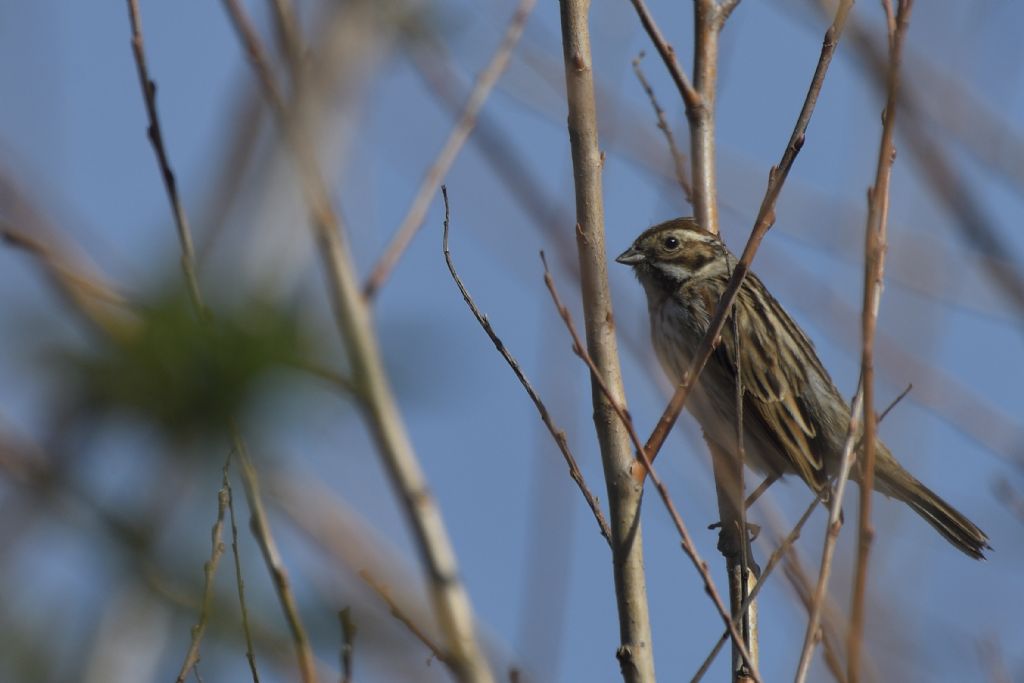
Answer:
(663, 236, 680, 250)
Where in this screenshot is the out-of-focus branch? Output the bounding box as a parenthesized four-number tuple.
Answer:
(123, 6, 318, 680)
(359, 570, 452, 671)
(993, 478, 1024, 527)
(268, 0, 303, 77)
(631, 51, 692, 204)
(0, 222, 133, 340)
(219, 3, 494, 681)
(224, 459, 262, 683)
(174, 481, 229, 683)
(801, 0, 1024, 336)
(442, 188, 612, 544)
(848, 4, 914, 681)
(234, 438, 318, 682)
(794, 388, 864, 683)
(124, 0, 203, 312)
(555, 2, 655, 681)
(363, 0, 536, 300)
(339, 607, 356, 683)
(785, 543, 848, 683)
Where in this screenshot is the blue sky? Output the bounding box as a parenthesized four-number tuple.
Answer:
(1, 1, 1023, 681)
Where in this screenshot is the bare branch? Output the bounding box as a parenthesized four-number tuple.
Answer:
(794, 389, 865, 683)
(691, 0, 723, 235)
(631, 51, 692, 204)
(785, 543, 848, 683)
(359, 570, 452, 671)
(235, 437, 319, 683)
(123, 5, 318, 678)
(625, 0, 702, 111)
(556, 1, 656, 679)
(692, 496, 820, 682)
(225, 458, 262, 683)
(363, 0, 536, 299)
(174, 477, 229, 683)
(267, 0, 303, 78)
(219, 3, 494, 680)
(123, 0, 204, 312)
(0, 222, 133, 339)
(442, 187, 612, 544)
(849, 4, 915, 680)
(877, 383, 912, 425)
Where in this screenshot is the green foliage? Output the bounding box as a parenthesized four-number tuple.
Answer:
(63, 291, 309, 437)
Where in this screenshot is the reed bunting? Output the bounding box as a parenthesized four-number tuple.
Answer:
(616, 218, 988, 558)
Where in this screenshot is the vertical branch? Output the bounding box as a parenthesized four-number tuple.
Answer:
(174, 481, 228, 683)
(235, 437, 319, 683)
(124, 0, 203, 312)
(690, 0, 722, 236)
(556, 2, 656, 681)
(219, 3, 494, 681)
(123, 4, 316, 681)
(794, 390, 864, 683)
(691, 2, 752, 679)
(847, 2, 914, 681)
(225, 459, 262, 683)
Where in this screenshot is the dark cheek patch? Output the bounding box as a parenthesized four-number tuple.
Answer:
(686, 252, 711, 272)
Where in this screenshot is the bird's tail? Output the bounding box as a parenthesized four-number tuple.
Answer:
(872, 453, 989, 560)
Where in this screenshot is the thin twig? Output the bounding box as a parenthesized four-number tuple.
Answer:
(743, 473, 780, 510)
(794, 388, 865, 683)
(442, 187, 612, 544)
(556, 2, 656, 680)
(123, 0, 204, 312)
(235, 436, 319, 683)
(625, 0, 701, 111)
(123, 5, 318, 679)
(339, 607, 356, 683)
(785, 543, 848, 683)
(174, 479, 229, 683)
(359, 570, 452, 670)
(848, 4, 914, 681)
(363, 0, 536, 299)
(877, 383, 912, 424)
(692, 496, 819, 683)
(225, 455, 262, 683)
(219, 4, 494, 680)
(631, 51, 692, 204)
(541, 255, 762, 683)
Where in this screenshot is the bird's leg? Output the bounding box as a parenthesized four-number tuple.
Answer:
(710, 472, 779, 541)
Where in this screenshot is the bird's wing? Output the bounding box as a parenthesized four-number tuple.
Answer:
(716, 278, 829, 493)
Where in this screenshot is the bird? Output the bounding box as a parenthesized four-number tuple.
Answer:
(615, 217, 989, 559)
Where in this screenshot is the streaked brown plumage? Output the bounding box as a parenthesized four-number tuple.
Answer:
(616, 217, 989, 559)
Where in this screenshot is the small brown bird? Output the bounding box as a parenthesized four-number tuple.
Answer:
(616, 217, 989, 558)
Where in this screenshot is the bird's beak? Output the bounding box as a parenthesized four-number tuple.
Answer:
(615, 245, 645, 265)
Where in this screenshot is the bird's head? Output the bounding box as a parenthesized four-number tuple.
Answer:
(615, 217, 726, 290)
